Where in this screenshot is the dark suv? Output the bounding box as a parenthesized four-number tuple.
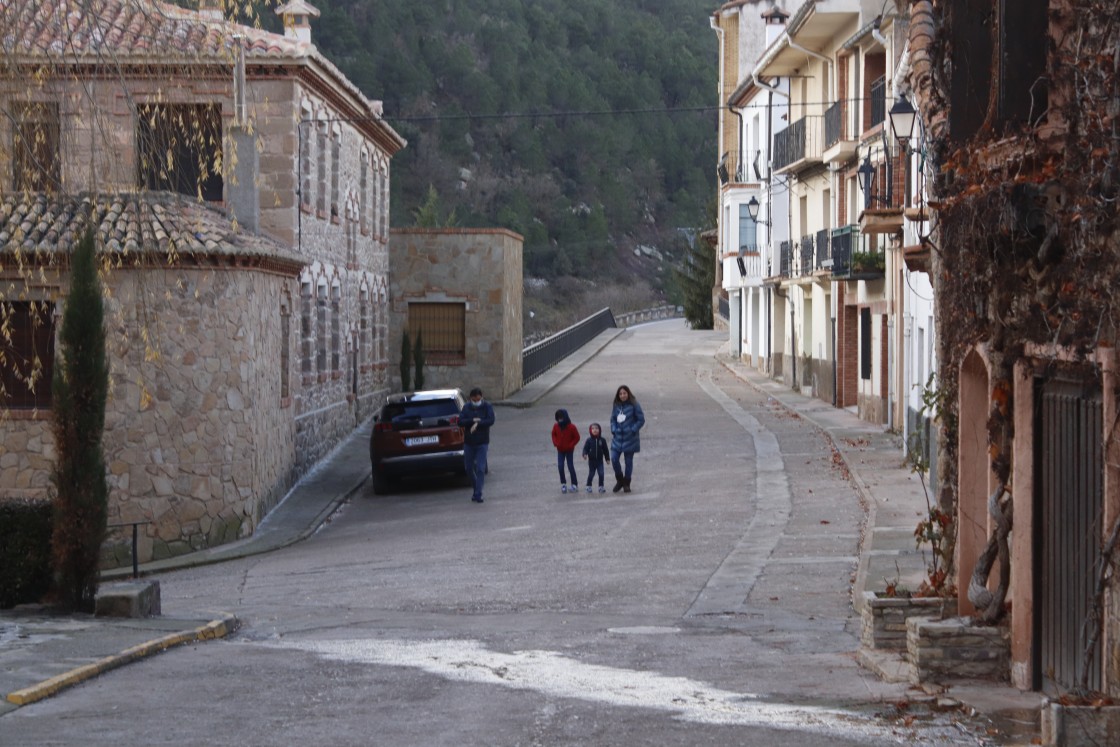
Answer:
(369, 389, 467, 494)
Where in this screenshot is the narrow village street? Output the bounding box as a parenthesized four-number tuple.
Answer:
(1, 322, 998, 745)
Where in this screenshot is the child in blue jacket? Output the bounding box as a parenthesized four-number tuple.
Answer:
(581, 423, 609, 493)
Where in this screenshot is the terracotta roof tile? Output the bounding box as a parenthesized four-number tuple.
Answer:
(1, 0, 307, 63)
(0, 192, 302, 267)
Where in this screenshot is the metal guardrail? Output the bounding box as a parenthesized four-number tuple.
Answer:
(615, 304, 681, 328)
(522, 307, 616, 385)
(521, 305, 684, 386)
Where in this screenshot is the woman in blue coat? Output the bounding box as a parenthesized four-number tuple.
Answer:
(609, 384, 645, 493)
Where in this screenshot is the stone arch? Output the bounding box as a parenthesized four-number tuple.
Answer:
(957, 345, 992, 615)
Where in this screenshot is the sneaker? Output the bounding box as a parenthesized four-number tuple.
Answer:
(586, 486, 592, 493)
(598, 486, 606, 493)
(561, 484, 568, 493)
(471, 496, 484, 503)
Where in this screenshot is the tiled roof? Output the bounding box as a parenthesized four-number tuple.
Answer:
(0, 192, 302, 267)
(1, 0, 396, 139)
(1, 0, 306, 62)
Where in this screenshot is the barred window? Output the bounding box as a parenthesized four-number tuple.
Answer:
(359, 288, 370, 368)
(0, 300, 55, 409)
(12, 102, 61, 193)
(407, 302, 465, 365)
(316, 283, 327, 373)
(136, 103, 223, 201)
(300, 282, 313, 375)
(330, 129, 341, 218)
(316, 123, 327, 215)
(330, 284, 341, 372)
(280, 300, 291, 399)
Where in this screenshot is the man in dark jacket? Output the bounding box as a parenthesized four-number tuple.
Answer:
(460, 387, 495, 503)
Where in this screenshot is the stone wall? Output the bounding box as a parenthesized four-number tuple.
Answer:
(907, 616, 1010, 684)
(860, 591, 957, 650)
(388, 229, 524, 399)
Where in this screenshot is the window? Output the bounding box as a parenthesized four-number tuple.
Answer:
(407, 302, 465, 365)
(280, 300, 291, 399)
(300, 119, 312, 209)
(316, 283, 327, 373)
(12, 102, 60, 193)
(860, 308, 872, 380)
(373, 159, 382, 239)
(330, 129, 341, 218)
(300, 282, 312, 375)
(316, 122, 327, 215)
(136, 103, 223, 201)
(359, 288, 370, 368)
(737, 205, 757, 253)
(0, 300, 55, 409)
(359, 151, 369, 232)
(330, 283, 341, 373)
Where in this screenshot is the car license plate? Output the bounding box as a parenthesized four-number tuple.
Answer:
(405, 435, 439, 447)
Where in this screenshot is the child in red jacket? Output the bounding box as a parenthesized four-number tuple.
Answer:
(552, 409, 580, 493)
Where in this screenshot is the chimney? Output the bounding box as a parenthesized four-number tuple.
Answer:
(228, 127, 260, 234)
(762, 6, 790, 47)
(275, 0, 321, 45)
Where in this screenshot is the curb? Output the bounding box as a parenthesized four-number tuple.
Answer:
(4, 612, 239, 708)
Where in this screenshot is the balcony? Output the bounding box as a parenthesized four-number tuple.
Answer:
(733, 245, 765, 281)
(718, 151, 748, 186)
(868, 76, 886, 133)
(814, 229, 832, 271)
(772, 115, 824, 174)
(830, 225, 884, 280)
(822, 100, 858, 163)
(778, 240, 792, 278)
(799, 235, 814, 276)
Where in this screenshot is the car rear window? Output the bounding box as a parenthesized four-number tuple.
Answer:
(383, 399, 460, 424)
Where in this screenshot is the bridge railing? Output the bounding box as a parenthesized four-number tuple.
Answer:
(521, 305, 683, 385)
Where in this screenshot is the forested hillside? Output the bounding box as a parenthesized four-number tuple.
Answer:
(310, 0, 718, 324)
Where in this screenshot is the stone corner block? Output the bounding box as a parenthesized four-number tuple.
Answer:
(94, 580, 162, 618)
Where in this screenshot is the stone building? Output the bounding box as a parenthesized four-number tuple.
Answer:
(0, 0, 405, 564)
(388, 228, 524, 400)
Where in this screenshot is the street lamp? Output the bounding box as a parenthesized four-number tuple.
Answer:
(857, 156, 875, 209)
(746, 195, 770, 225)
(888, 95, 917, 154)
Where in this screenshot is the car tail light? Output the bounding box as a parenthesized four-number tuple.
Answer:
(374, 422, 394, 433)
(448, 415, 459, 425)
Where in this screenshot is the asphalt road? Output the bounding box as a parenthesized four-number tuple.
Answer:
(0, 322, 990, 746)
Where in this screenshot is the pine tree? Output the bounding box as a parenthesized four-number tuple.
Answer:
(50, 229, 109, 612)
(677, 239, 715, 330)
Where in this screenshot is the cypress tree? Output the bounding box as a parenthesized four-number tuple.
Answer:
(412, 331, 425, 391)
(399, 331, 412, 392)
(50, 229, 109, 612)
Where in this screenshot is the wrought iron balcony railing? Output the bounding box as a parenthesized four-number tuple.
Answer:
(869, 76, 886, 130)
(772, 115, 824, 172)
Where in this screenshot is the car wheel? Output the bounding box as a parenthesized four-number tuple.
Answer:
(372, 469, 391, 495)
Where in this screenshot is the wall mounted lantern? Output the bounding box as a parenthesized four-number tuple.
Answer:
(888, 95, 917, 154)
(745, 195, 770, 226)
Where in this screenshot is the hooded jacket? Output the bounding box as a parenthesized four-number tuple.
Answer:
(610, 398, 645, 453)
(551, 409, 581, 452)
(582, 424, 609, 464)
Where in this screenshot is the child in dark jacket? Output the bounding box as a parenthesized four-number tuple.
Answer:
(581, 422, 609, 493)
(552, 409, 580, 493)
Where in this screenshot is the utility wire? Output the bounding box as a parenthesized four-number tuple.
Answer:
(390, 97, 876, 123)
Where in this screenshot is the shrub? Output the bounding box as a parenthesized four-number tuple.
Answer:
(0, 498, 54, 609)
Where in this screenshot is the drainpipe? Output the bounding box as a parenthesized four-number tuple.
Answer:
(752, 70, 790, 100)
(787, 38, 833, 111)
